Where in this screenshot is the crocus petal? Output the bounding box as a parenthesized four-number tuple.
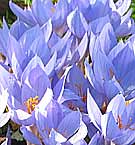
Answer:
(49, 128, 67, 143)
(19, 25, 42, 52)
(28, 64, 51, 98)
(7, 34, 25, 66)
(108, 41, 124, 61)
(12, 109, 34, 126)
(88, 132, 104, 145)
(112, 127, 135, 145)
(0, 89, 9, 115)
(59, 89, 80, 104)
(10, 20, 28, 40)
(71, 32, 88, 63)
(31, 0, 50, 25)
(84, 59, 99, 90)
(73, 139, 87, 145)
(57, 111, 81, 139)
(69, 121, 87, 144)
(117, 0, 131, 16)
(0, 112, 10, 127)
(53, 66, 72, 101)
(21, 55, 45, 83)
(103, 79, 120, 101)
(11, 52, 22, 80)
(93, 50, 114, 87)
(87, 89, 101, 131)
(101, 112, 121, 140)
(9, 1, 37, 26)
(110, 11, 121, 30)
(52, 0, 69, 29)
(90, 15, 110, 34)
(67, 8, 88, 38)
(99, 23, 117, 55)
(36, 88, 53, 111)
(55, 38, 72, 72)
(20, 126, 41, 145)
(0, 65, 15, 92)
(88, 0, 111, 21)
(44, 51, 57, 76)
(112, 43, 135, 83)
(51, 30, 71, 53)
(46, 100, 63, 129)
(41, 19, 52, 43)
(106, 94, 126, 119)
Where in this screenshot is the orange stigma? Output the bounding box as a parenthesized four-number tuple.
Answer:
(117, 115, 123, 129)
(25, 96, 39, 114)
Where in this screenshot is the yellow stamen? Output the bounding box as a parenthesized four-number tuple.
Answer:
(0, 52, 6, 63)
(101, 101, 107, 114)
(125, 99, 134, 106)
(25, 96, 39, 114)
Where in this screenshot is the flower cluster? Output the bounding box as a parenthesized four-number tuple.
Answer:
(0, 0, 135, 144)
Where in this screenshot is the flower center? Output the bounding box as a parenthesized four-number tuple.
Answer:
(117, 115, 123, 129)
(117, 115, 135, 130)
(0, 52, 6, 63)
(75, 84, 87, 103)
(25, 96, 39, 114)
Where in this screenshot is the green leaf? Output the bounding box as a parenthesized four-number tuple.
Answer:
(11, 130, 24, 141)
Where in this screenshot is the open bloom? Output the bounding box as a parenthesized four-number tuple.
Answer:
(30, 88, 87, 145)
(0, 55, 51, 126)
(85, 34, 135, 109)
(10, 0, 134, 38)
(87, 89, 135, 145)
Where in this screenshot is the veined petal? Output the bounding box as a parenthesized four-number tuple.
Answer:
(117, 0, 131, 16)
(12, 109, 34, 126)
(71, 32, 88, 63)
(32, 0, 50, 25)
(41, 19, 52, 43)
(99, 23, 117, 55)
(69, 121, 87, 144)
(101, 112, 121, 140)
(53, 66, 72, 101)
(10, 20, 28, 40)
(19, 25, 42, 52)
(107, 94, 126, 119)
(9, 1, 36, 26)
(36, 88, 53, 111)
(57, 111, 81, 139)
(112, 127, 135, 145)
(67, 8, 88, 38)
(21, 55, 45, 83)
(50, 128, 67, 143)
(87, 89, 101, 131)
(88, 132, 104, 145)
(44, 51, 57, 76)
(20, 126, 41, 145)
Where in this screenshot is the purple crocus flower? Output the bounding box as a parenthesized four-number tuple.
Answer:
(0, 19, 73, 79)
(67, 0, 134, 38)
(4, 55, 51, 126)
(85, 34, 135, 109)
(9, 0, 69, 34)
(17, 87, 87, 145)
(87, 89, 135, 145)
